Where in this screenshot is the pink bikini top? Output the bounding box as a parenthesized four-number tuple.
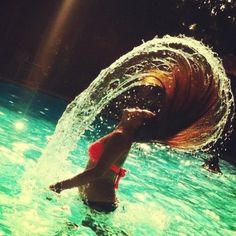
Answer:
(88, 140, 127, 189)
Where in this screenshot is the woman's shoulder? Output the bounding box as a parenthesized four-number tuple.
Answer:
(104, 130, 131, 147)
(108, 130, 125, 141)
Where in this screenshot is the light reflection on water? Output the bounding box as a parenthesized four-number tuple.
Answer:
(0, 101, 236, 235)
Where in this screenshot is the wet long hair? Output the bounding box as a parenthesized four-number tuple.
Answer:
(134, 66, 219, 150)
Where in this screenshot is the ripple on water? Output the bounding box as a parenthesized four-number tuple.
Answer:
(1, 35, 236, 235)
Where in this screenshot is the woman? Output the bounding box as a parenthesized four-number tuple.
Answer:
(50, 108, 155, 213)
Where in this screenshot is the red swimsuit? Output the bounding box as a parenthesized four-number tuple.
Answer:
(88, 140, 127, 189)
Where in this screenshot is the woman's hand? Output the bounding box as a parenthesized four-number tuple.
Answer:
(49, 182, 62, 194)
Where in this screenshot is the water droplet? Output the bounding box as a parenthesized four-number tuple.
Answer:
(189, 23, 197, 31)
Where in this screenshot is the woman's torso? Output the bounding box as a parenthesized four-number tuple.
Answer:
(79, 131, 131, 203)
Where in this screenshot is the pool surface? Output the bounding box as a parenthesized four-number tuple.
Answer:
(0, 81, 236, 235)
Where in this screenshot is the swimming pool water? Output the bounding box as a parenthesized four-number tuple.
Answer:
(0, 82, 236, 236)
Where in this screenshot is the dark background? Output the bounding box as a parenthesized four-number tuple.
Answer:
(0, 0, 236, 159)
(0, 0, 235, 99)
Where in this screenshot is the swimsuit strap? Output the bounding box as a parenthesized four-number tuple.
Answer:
(110, 164, 127, 189)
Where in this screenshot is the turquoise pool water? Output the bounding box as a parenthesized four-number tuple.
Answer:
(0, 81, 236, 236)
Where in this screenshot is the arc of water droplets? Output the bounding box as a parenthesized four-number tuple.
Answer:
(37, 35, 234, 183)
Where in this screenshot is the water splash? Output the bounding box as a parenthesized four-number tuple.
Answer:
(40, 35, 234, 173)
(7, 35, 234, 234)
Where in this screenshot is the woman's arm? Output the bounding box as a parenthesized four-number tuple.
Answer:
(49, 167, 103, 193)
(50, 132, 130, 193)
